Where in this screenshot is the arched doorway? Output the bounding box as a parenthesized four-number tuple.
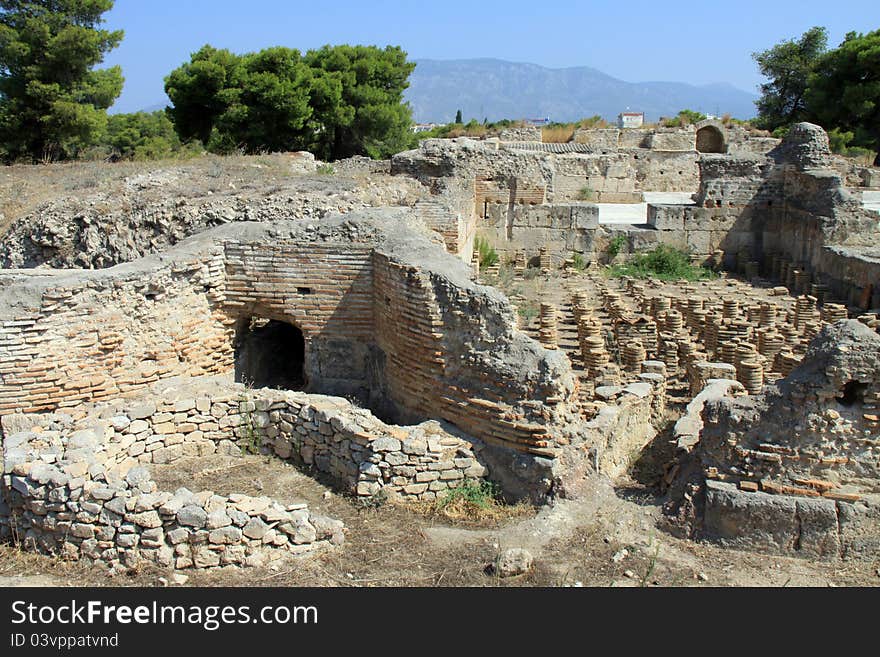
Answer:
(696, 126, 725, 153)
(234, 317, 306, 390)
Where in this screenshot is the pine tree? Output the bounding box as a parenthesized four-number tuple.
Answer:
(0, 0, 124, 161)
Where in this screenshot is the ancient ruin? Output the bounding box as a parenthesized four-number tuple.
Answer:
(1, 121, 878, 579)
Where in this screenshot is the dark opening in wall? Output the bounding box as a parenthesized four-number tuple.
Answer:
(235, 318, 305, 390)
(836, 380, 867, 407)
(696, 126, 725, 153)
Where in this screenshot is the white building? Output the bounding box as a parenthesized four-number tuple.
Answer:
(411, 123, 441, 133)
(618, 112, 645, 129)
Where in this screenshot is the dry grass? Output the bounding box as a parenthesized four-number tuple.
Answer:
(542, 125, 576, 143)
(846, 150, 878, 167)
(406, 491, 533, 527)
(0, 153, 301, 232)
(444, 125, 489, 139)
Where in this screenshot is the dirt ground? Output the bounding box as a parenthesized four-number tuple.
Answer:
(2, 451, 878, 588)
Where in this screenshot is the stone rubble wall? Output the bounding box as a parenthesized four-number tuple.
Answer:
(0, 401, 345, 571)
(31, 378, 488, 501)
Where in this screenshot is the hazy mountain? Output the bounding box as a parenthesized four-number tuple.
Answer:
(405, 58, 758, 124)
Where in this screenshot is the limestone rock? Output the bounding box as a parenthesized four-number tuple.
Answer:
(494, 548, 533, 577)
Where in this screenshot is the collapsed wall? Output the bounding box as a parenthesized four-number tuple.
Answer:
(391, 136, 702, 266)
(573, 119, 779, 157)
(0, 163, 427, 270)
(671, 320, 880, 559)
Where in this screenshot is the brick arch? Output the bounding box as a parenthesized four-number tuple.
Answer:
(695, 120, 727, 153)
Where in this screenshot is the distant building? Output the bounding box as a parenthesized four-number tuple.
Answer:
(523, 117, 551, 126)
(618, 112, 644, 129)
(411, 123, 442, 133)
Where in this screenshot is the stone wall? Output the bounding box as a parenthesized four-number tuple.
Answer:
(646, 154, 778, 259)
(646, 124, 880, 306)
(0, 250, 233, 416)
(572, 123, 779, 158)
(477, 203, 599, 262)
(498, 126, 542, 142)
(0, 396, 345, 570)
(391, 138, 701, 263)
(588, 376, 666, 478)
(0, 370, 510, 568)
(647, 130, 696, 152)
(572, 128, 620, 150)
(630, 151, 700, 192)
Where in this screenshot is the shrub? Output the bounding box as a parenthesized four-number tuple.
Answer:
(474, 235, 499, 268)
(571, 252, 587, 271)
(578, 115, 609, 129)
(432, 480, 503, 521)
(316, 163, 335, 175)
(577, 186, 595, 201)
(606, 234, 627, 260)
(609, 245, 717, 281)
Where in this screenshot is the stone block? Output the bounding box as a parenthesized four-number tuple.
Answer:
(686, 230, 712, 254)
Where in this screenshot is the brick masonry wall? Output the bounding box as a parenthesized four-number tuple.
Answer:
(1, 216, 580, 498)
(222, 239, 376, 397)
(223, 240, 375, 342)
(0, 251, 234, 416)
(373, 250, 580, 459)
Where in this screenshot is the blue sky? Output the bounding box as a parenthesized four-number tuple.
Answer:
(102, 0, 879, 113)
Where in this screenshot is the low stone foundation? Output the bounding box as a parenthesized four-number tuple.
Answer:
(702, 479, 879, 560)
(0, 402, 344, 570)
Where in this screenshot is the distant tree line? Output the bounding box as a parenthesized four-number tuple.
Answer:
(0, 1, 418, 163)
(753, 26, 880, 165)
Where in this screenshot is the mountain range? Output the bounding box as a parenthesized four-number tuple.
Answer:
(404, 58, 758, 124)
